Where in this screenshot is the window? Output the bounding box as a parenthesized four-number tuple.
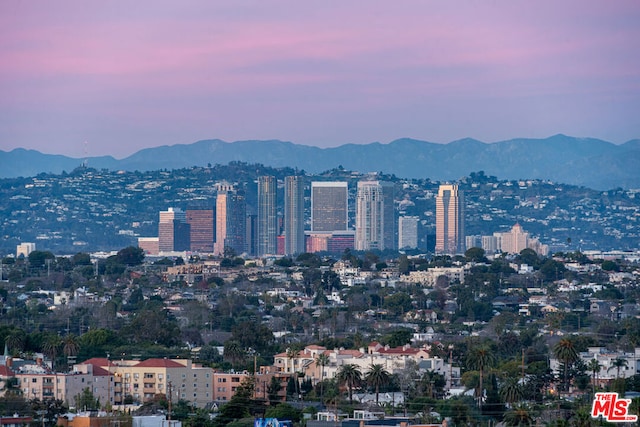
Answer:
(158, 374, 163, 380)
(32, 378, 38, 383)
(144, 373, 154, 379)
(133, 373, 139, 379)
(231, 377, 240, 383)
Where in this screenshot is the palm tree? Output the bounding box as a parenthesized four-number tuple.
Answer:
(466, 346, 495, 407)
(586, 358, 601, 393)
(365, 364, 391, 405)
(5, 331, 25, 354)
(337, 363, 362, 404)
(608, 357, 628, 380)
(500, 377, 523, 406)
(553, 338, 578, 392)
(503, 405, 533, 426)
(42, 334, 63, 371)
(63, 334, 80, 358)
(286, 346, 302, 399)
(316, 352, 330, 402)
(223, 340, 245, 367)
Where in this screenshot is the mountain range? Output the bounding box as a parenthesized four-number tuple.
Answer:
(2, 134, 639, 190)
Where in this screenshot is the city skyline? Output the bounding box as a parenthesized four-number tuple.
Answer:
(1, 1, 639, 158)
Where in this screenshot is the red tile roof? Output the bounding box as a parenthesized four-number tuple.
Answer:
(134, 358, 186, 368)
(0, 366, 15, 377)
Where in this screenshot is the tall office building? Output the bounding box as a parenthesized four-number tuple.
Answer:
(435, 184, 464, 255)
(186, 209, 214, 252)
(257, 176, 277, 256)
(311, 182, 348, 232)
(214, 189, 246, 256)
(355, 181, 395, 251)
(284, 176, 305, 255)
(159, 207, 190, 252)
(399, 216, 419, 249)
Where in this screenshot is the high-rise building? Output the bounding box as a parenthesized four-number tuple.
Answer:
(311, 182, 348, 232)
(186, 209, 214, 252)
(214, 189, 246, 256)
(159, 207, 190, 252)
(284, 176, 305, 255)
(355, 180, 395, 251)
(435, 184, 464, 255)
(399, 216, 419, 249)
(16, 242, 36, 258)
(257, 176, 277, 256)
(246, 214, 258, 256)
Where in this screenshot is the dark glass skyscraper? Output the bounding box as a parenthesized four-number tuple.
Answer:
(311, 181, 348, 232)
(257, 176, 277, 256)
(284, 176, 305, 255)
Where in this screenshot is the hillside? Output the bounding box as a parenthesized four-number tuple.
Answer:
(2, 135, 639, 190)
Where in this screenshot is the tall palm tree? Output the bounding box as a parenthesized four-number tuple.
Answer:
(286, 346, 302, 399)
(337, 363, 362, 404)
(365, 364, 391, 405)
(586, 358, 601, 393)
(316, 352, 330, 402)
(553, 338, 578, 392)
(500, 377, 523, 406)
(466, 346, 495, 407)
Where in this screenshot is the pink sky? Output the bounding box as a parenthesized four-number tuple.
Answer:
(1, 1, 639, 158)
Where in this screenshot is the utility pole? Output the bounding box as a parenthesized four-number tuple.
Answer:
(167, 381, 173, 420)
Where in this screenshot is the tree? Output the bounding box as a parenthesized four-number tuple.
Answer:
(337, 364, 362, 404)
(63, 334, 80, 358)
(608, 357, 628, 380)
(266, 376, 282, 405)
(554, 339, 578, 392)
(116, 246, 145, 266)
(264, 403, 302, 423)
(365, 364, 391, 405)
(465, 247, 487, 263)
(316, 353, 330, 402)
(586, 359, 601, 393)
(503, 405, 533, 426)
(214, 377, 257, 427)
(499, 377, 523, 405)
(42, 334, 63, 371)
(466, 346, 495, 408)
(223, 340, 245, 368)
(75, 387, 100, 411)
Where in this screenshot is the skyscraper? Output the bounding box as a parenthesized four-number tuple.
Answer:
(399, 216, 419, 249)
(159, 207, 190, 252)
(284, 176, 305, 255)
(186, 208, 214, 252)
(435, 184, 464, 255)
(214, 189, 246, 256)
(257, 176, 277, 256)
(311, 181, 348, 232)
(355, 180, 395, 251)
